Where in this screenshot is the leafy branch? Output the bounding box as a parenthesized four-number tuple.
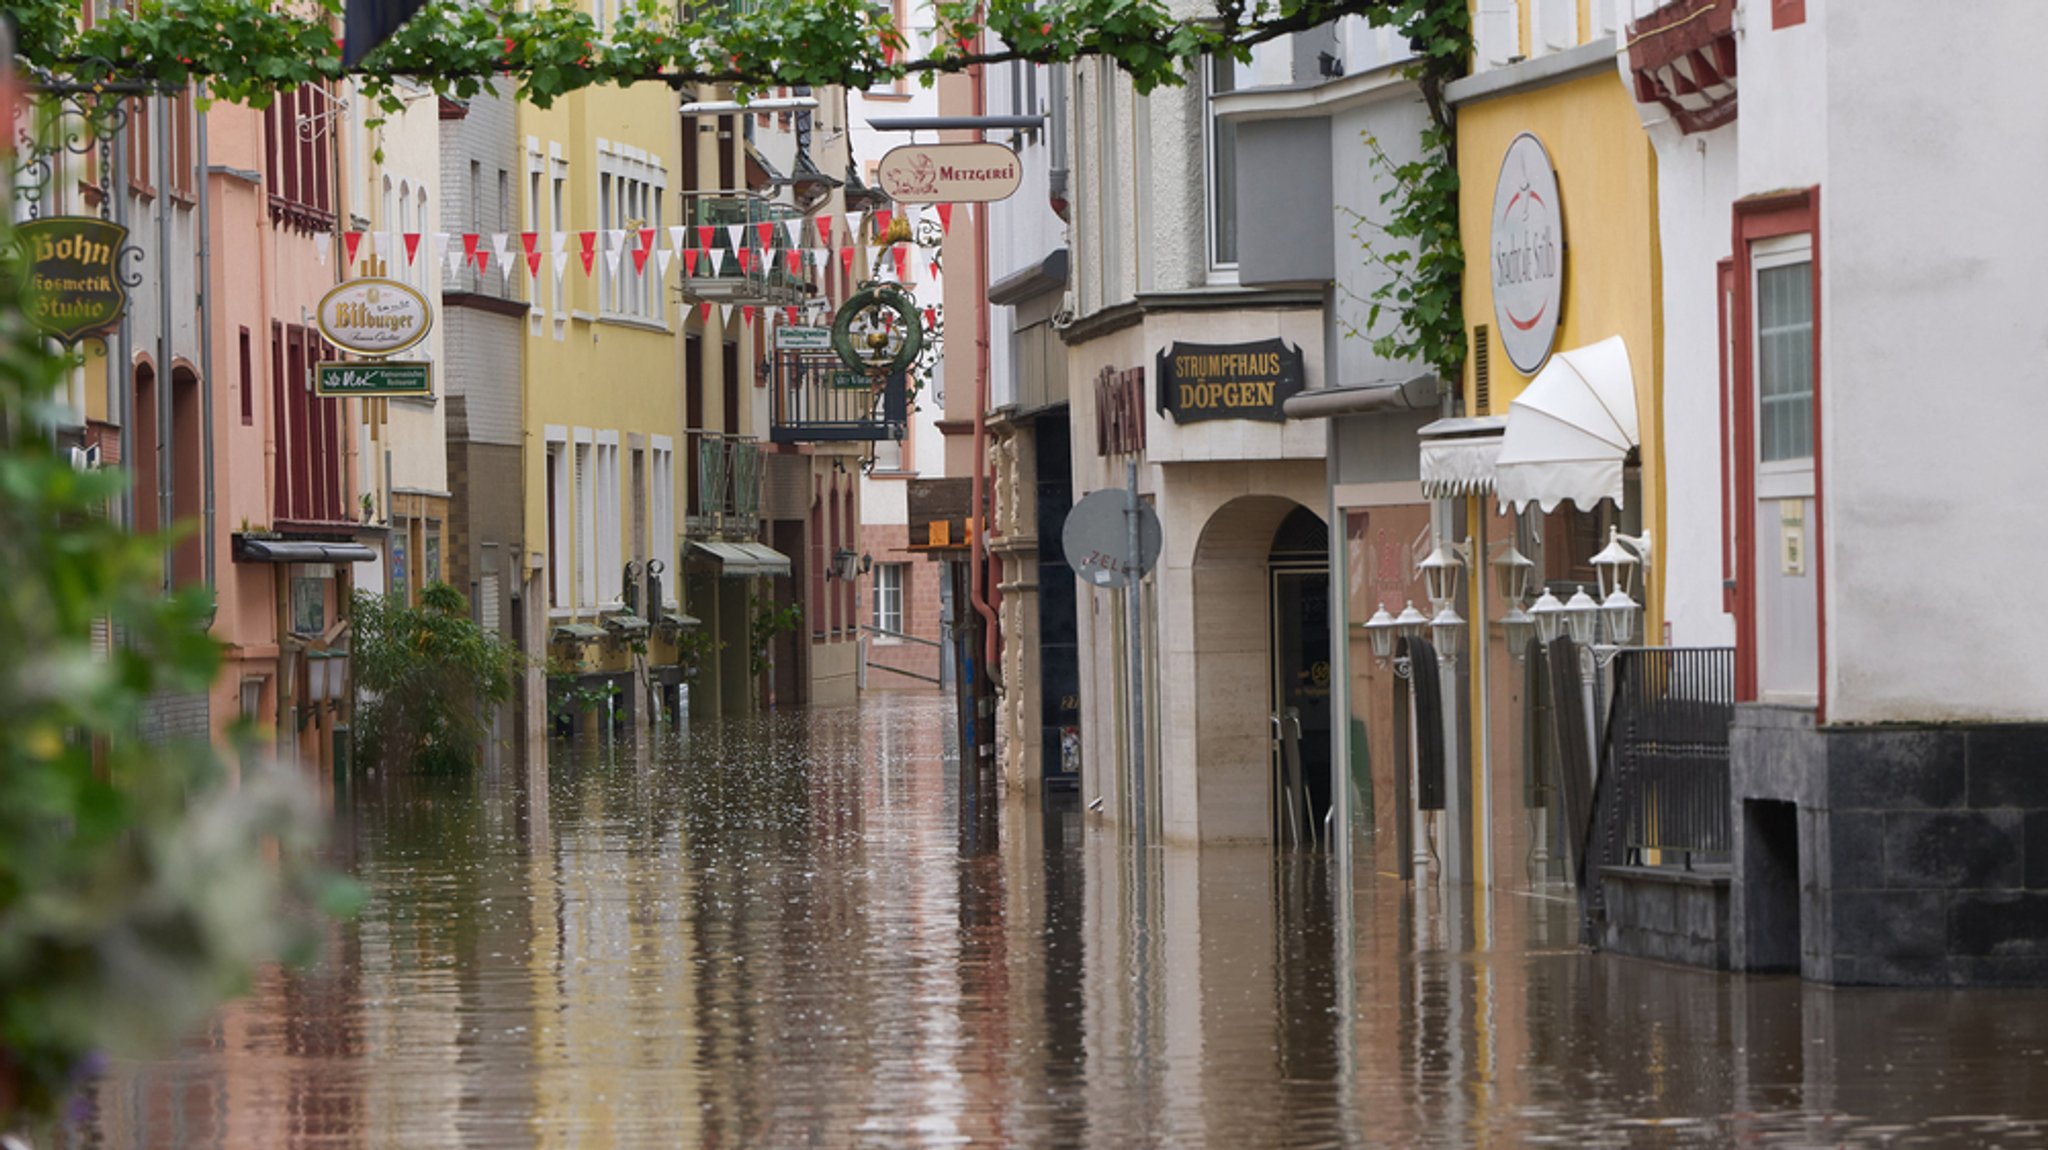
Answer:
(1338, 0, 1468, 384)
(14, 0, 1436, 118)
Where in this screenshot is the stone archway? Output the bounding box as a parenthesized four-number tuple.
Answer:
(1184, 495, 1324, 843)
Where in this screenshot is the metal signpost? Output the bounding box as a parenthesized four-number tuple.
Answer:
(1063, 471, 1163, 844)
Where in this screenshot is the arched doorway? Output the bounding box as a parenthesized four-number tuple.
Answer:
(1187, 496, 1329, 846)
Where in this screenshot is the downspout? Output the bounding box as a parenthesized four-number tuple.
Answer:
(113, 95, 133, 531)
(156, 92, 174, 593)
(198, 87, 216, 590)
(968, 35, 1002, 692)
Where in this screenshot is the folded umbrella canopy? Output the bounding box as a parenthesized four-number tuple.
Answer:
(1493, 334, 1640, 512)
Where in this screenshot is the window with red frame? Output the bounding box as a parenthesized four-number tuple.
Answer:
(263, 85, 335, 232)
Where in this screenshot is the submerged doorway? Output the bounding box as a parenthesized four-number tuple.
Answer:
(1270, 506, 1331, 850)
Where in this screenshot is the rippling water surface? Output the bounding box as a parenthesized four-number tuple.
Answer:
(58, 695, 2048, 1147)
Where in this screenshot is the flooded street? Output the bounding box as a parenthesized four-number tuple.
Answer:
(60, 695, 2048, 1148)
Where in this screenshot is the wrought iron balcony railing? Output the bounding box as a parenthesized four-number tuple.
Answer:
(688, 431, 763, 534)
(769, 351, 907, 444)
(679, 191, 812, 307)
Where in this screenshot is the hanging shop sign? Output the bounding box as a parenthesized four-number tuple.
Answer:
(775, 325, 834, 352)
(876, 142, 1022, 204)
(315, 360, 433, 397)
(315, 276, 433, 356)
(1490, 132, 1565, 375)
(1154, 338, 1305, 424)
(13, 216, 130, 345)
(832, 283, 923, 372)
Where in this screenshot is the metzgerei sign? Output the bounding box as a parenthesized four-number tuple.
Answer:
(1155, 338, 1305, 424)
(876, 143, 1022, 204)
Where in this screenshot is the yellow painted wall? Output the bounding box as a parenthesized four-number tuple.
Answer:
(519, 77, 687, 628)
(1457, 70, 1665, 628)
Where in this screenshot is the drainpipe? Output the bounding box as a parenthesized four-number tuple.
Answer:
(198, 87, 216, 591)
(968, 38, 1002, 692)
(156, 93, 174, 593)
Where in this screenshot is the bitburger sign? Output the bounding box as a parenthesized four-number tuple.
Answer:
(1155, 338, 1305, 424)
(316, 276, 433, 356)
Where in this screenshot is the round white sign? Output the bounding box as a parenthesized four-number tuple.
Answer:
(316, 277, 433, 357)
(1489, 133, 1564, 375)
(1062, 488, 1162, 589)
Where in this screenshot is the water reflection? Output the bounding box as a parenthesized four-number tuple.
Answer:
(58, 695, 2048, 1147)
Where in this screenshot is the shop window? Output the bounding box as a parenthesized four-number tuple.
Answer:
(390, 521, 411, 602)
(872, 563, 905, 637)
(424, 520, 442, 586)
(1755, 253, 1815, 466)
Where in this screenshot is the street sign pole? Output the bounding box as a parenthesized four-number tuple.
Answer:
(1126, 460, 1148, 848)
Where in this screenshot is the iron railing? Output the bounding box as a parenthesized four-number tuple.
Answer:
(770, 351, 906, 443)
(679, 191, 812, 307)
(1599, 646, 1737, 868)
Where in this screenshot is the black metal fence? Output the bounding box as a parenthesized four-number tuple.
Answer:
(771, 351, 905, 443)
(1602, 646, 1737, 868)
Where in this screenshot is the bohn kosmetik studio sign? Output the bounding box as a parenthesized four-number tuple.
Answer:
(1490, 132, 1563, 375)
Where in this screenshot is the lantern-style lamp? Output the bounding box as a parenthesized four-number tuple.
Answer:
(1601, 589, 1639, 647)
(1502, 603, 1537, 661)
(1419, 543, 1464, 610)
(1529, 588, 1567, 646)
(1591, 526, 1641, 603)
(1492, 543, 1537, 609)
(1563, 588, 1600, 646)
(1363, 605, 1399, 664)
(1394, 601, 1431, 644)
(1430, 602, 1466, 664)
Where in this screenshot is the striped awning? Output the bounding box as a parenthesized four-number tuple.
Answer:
(1417, 416, 1506, 498)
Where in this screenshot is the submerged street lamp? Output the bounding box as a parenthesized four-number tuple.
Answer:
(1529, 588, 1568, 646)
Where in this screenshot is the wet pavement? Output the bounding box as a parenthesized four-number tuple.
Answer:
(58, 694, 2048, 1147)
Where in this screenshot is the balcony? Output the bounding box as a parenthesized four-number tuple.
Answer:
(680, 191, 813, 308)
(687, 432, 763, 537)
(770, 351, 907, 444)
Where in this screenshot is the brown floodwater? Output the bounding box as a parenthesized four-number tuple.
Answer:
(54, 694, 2048, 1147)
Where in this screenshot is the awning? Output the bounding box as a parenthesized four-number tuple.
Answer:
(688, 539, 793, 577)
(1494, 335, 1640, 513)
(1283, 374, 1438, 421)
(1418, 416, 1506, 498)
(234, 538, 378, 564)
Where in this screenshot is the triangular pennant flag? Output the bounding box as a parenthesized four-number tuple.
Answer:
(603, 249, 622, 277)
(696, 225, 715, 250)
(720, 303, 734, 328)
(840, 246, 855, 275)
(475, 248, 491, 274)
(314, 232, 330, 265)
(632, 245, 651, 274)
(937, 203, 954, 233)
(668, 225, 686, 253)
(433, 232, 450, 257)
(604, 229, 626, 251)
(725, 224, 744, 252)
(893, 246, 908, 281)
(344, 231, 364, 265)
(816, 215, 835, 246)
(371, 230, 390, 258)
(684, 249, 701, 277)
(520, 231, 539, 256)
(736, 248, 753, 273)
(656, 249, 673, 278)
(755, 221, 774, 250)
(785, 306, 799, 326)
(637, 227, 656, 256)
(526, 251, 543, 280)
(552, 231, 568, 257)
(929, 259, 941, 281)
(742, 305, 755, 327)
(924, 306, 937, 330)
(710, 248, 727, 276)
(871, 210, 891, 240)
(578, 232, 596, 276)
(490, 233, 511, 270)
(698, 301, 713, 323)
(461, 233, 481, 267)
(781, 220, 798, 248)
(812, 249, 827, 274)
(786, 249, 802, 275)
(444, 249, 462, 279)
(404, 232, 423, 264)
(552, 250, 570, 278)
(846, 210, 864, 241)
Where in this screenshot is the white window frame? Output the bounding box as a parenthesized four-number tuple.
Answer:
(574, 429, 596, 609)
(650, 435, 675, 606)
(1203, 56, 1240, 280)
(872, 563, 905, 638)
(1752, 234, 1815, 501)
(596, 432, 622, 607)
(596, 147, 670, 324)
(546, 425, 572, 611)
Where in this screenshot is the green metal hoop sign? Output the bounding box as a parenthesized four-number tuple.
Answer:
(13, 217, 130, 345)
(831, 283, 923, 374)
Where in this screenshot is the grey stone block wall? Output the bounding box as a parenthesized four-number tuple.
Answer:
(1600, 865, 1731, 970)
(140, 690, 210, 743)
(1730, 704, 2048, 986)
